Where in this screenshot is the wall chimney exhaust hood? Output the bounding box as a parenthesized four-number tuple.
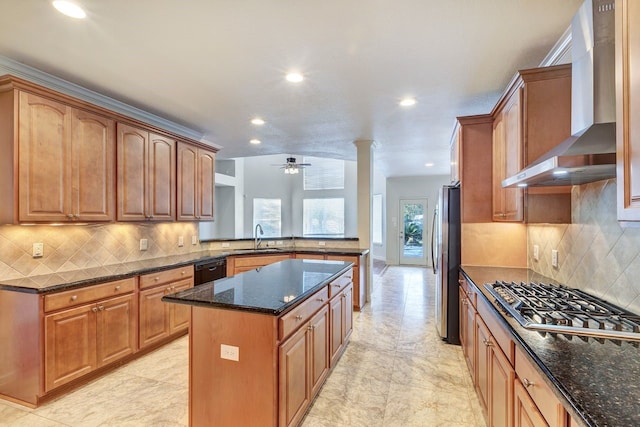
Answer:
(502, 0, 616, 188)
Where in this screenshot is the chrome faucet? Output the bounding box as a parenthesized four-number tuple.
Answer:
(254, 224, 264, 249)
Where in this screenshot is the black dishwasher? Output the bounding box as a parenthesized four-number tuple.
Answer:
(194, 258, 227, 286)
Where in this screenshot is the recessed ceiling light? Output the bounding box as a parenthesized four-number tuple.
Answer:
(52, 1, 86, 19)
(250, 139, 261, 145)
(286, 72, 304, 83)
(399, 97, 417, 107)
(425, 162, 434, 167)
(251, 118, 265, 125)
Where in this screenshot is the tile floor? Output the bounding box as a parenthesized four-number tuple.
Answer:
(0, 266, 484, 426)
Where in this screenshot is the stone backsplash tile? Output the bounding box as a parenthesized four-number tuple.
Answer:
(528, 179, 640, 313)
(0, 222, 207, 281)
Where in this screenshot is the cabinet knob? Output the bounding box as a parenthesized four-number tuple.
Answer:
(155, 277, 160, 281)
(295, 315, 303, 321)
(115, 285, 121, 291)
(462, 298, 468, 305)
(317, 298, 325, 302)
(181, 271, 186, 275)
(98, 305, 104, 311)
(483, 339, 493, 347)
(523, 378, 534, 388)
(66, 213, 74, 219)
(166, 287, 172, 292)
(70, 295, 78, 301)
(332, 284, 342, 287)
(458, 279, 464, 284)
(92, 307, 98, 312)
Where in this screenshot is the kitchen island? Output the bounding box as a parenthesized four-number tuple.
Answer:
(163, 258, 354, 427)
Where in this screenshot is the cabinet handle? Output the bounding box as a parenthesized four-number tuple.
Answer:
(295, 315, 303, 321)
(92, 307, 98, 312)
(98, 305, 104, 311)
(155, 277, 160, 281)
(523, 378, 534, 388)
(66, 213, 74, 219)
(181, 271, 186, 275)
(317, 298, 325, 302)
(332, 284, 342, 287)
(461, 298, 468, 305)
(483, 339, 493, 347)
(115, 285, 121, 291)
(70, 295, 78, 301)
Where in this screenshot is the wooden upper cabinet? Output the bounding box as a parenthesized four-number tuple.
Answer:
(117, 123, 176, 221)
(177, 142, 215, 221)
(617, 0, 640, 221)
(18, 92, 114, 222)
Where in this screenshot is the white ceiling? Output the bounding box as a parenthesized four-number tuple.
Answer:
(0, 0, 582, 177)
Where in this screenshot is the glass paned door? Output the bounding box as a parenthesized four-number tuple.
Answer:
(399, 199, 427, 265)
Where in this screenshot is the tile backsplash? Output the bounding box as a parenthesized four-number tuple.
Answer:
(0, 222, 206, 280)
(528, 179, 640, 313)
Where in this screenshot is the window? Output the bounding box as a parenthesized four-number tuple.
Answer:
(303, 198, 344, 236)
(253, 198, 281, 237)
(303, 157, 344, 190)
(373, 194, 383, 244)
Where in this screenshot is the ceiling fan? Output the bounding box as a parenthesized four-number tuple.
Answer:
(273, 157, 311, 174)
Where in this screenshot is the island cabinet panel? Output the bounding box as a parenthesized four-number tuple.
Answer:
(326, 254, 364, 311)
(139, 266, 193, 349)
(190, 308, 279, 427)
(279, 304, 330, 427)
(329, 283, 353, 367)
(616, 0, 640, 221)
(117, 123, 176, 221)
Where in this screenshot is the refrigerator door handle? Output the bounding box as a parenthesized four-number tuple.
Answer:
(430, 207, 438, 274)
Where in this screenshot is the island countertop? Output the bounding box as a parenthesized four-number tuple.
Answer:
(162, 258, 353, 315)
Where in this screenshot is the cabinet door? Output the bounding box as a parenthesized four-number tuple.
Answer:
(309, 306, 329, 397)
(177, 142, 198, 220)
(514, 380, 548, 427)
(45, 304, 97, 391)
(490, 344, 515, 427)
(617, 0, 640, 220)
(96, 294, 136, 367)
(139, 286, 170, 348)
(117, 123, 148, 220)
(148, 133, 176, 220)
(71, 109, 114, 221)
(342, 285, 353, 342)
(475, 316, 491, 415)
(198, 148, 216, 220)
(463, 294, 476, 382)
(169, 279, 193, 332)
(329, 295, 344, 367)
(18, 92, 72, 222)
(279, 325, 310, 427)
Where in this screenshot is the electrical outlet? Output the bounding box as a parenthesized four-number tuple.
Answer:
(191, 235, 198, 245)
(139, 239, 148, 251)
(318, 241, 326, 246)
(221, 242, 230, 248)
(32, 243, 44, 258)
(276, 240, 283, 246)
(178, 236, 184, 247)
(220, 344, 239, 362)
(551, 249, 559, 268)
(267, 241, 275, 247)
(533, 245, 539, 261)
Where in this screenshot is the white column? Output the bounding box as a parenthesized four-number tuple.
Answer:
(354, 140, 375, 303)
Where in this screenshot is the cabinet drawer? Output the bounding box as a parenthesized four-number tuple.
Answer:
(279, 287, 329, 340)
(328, 272, 352, 299)
(139, 265, 194, 289)
(233, 254, 290, 268)
(515, 346, 565, 427)
(44, 277, 136, 313)
(476, 294, 514, 363)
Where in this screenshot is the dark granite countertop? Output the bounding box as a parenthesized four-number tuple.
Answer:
(162, 259, 353, 315)
(0, 247, 368, 294)
(460, 265, 640, 427)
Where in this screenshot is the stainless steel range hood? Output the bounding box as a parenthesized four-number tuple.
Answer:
(502, 0, 616, 188)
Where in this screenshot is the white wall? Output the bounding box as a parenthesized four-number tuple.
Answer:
(242, 155, 358, 238)
(372, 165, 387, 260)
(385, 175, 450, 265)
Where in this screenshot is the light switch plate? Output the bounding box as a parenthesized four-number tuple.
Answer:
(533, 245, 539, 261)
(32, 243, 44, 258)
(318, 241, 326, 246)
(551, 249, 559, 268)
(178, 236, 184, 247)
(220, 344, 239, 362)
(221, 242, 230, 248)
(139, 239, 148, 251)
(191, 235, 198, 245)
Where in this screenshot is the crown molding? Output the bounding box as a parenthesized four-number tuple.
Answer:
(539, 25, 572, 67)
(0, 55, 205, 142)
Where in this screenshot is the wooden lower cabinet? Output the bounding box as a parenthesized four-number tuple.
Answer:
(279, 305, 329, 427)
(459, 285, 476, 382)
(139, 267, 194, 349)
(329, 283, 353, 367)
(514, 380, 548, 427)
(44, 292, 136, 392)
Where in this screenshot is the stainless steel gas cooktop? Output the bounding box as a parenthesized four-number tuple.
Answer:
(484, 281, 640, 343)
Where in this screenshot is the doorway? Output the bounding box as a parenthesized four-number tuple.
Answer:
(399, 199, 427, 265)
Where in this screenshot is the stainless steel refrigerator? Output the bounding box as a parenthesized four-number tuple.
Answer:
(431, 184, 461, 345)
